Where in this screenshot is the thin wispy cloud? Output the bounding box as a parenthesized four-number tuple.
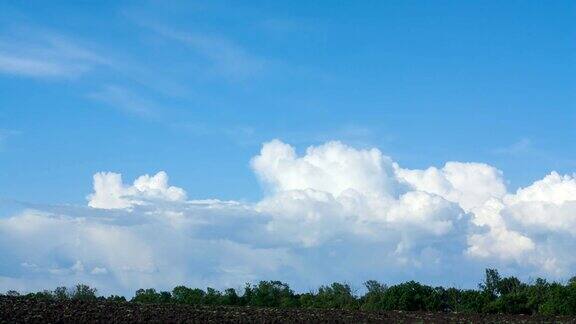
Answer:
(0, 54, 80, 78)
(0, 24, 188, 122)
(0, 28, 107, 79)
(493, 138, 533, 156)
(171, 123, 384, 148)
(88, 85, 159, 118)
(0, 23, 191, 106)
(143, 24, 265, 81)
(171, 122, 258, 147)
(492, 138, 576, 172)
(0, 129, 20, 151)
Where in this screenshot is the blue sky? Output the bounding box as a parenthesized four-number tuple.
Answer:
(2, 0, 574, 204)
(0, 1, 575, 295)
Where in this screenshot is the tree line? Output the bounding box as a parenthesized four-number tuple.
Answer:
(4, 269, 576, 315)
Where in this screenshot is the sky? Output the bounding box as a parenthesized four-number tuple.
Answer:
(0, 1, 575, 296)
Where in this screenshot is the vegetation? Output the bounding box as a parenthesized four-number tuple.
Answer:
(22, 284, 100, 302)
(4, 269, 576, 315)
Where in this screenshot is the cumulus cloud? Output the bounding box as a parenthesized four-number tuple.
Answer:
(462, 172, 576, 274)
(396, 162, 507, 211)
(252, 140, 466, 250)
(1, 139, 576, 295)
(87, 171, 186, 209)
(251, 140, 401, 197)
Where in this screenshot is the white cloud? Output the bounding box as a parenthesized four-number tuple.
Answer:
(396, 162, 507, 211)
(87, 171, 186, 209)
(1, 139, 576, 295)
(251, 140, 466, 250)
(467, 227, 535, 261)
(251, 140, 400, 197)
(509, 172, 576, 205)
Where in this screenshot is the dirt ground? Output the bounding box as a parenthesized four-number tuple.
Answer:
(2, 296, 575, 323)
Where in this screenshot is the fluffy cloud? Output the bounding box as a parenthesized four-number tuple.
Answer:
(252, 141, 467, 256)
(87, 171, 186, 209)
(1, 140, 576, 295)
(396, 162, 507, 211)
(251, 140, 401, 197)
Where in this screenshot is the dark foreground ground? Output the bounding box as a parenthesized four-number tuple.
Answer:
(2, 296, 575, 323)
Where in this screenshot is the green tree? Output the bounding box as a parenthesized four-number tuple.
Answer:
(244, 281, 297, 308)
(479, 268, 501, 299)
(106, 295, 126, 302)
(132, 288, 165, 304)
(526, 278, 548, 314)
(204, 287, 222, 305)
(221, 288, 240, 306)
(454, 289, 486, 313)
(497, 276, 523, 296)
(380, 281, 438, 311)
(27, 290, 54, 301)
(314, 282, 358, 310)
(53, 287, 70, 301)
(171, 286, 205, 305)
(71, 284, 97, 301)
(360, 280, 387, 310)
(539, 283, 576, 315)
(6, 290, 20, 297)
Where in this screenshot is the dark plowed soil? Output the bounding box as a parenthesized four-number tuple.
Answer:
(1, 296, 575, 323)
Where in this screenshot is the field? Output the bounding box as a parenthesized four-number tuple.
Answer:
(2, 296, 575, 323)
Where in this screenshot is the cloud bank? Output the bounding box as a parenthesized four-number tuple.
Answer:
(1, 140, 576, 295)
